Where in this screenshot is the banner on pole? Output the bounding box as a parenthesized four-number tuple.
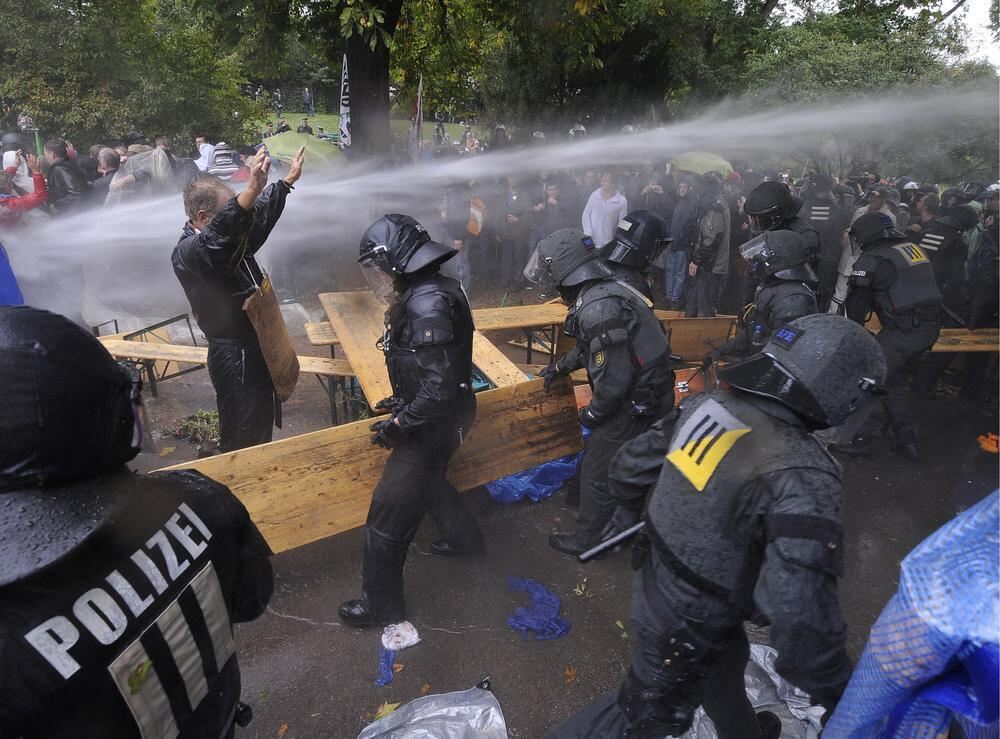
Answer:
(339, 53, 351, 148)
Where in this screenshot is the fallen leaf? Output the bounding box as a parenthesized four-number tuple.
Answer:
(158, 446, 176, 457)
(615, 620, 629, 639)
(564, 665, 577, 687)
(392, 663, 404, 673)
(277, 723, 288, 737)
(420, 683, 432, 695)
(977, 433, 999, 453)
(574, 578, 588, 597)
(374, 701, 401, 721)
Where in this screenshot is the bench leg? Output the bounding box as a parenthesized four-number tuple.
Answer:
(143, 359, 158, 398)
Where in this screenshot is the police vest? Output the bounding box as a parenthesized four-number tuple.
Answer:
(646, 391, 839, 607)
(382, 274, 474, 408)
(853, 241, 942, 317)
(0, 470, 272, 739)
(566, 278, 672, 389)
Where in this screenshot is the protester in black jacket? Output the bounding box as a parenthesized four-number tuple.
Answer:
(172, 147, 304, 452)
(43, 139, 90, 215)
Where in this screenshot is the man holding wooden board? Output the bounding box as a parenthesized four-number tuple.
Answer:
(339, 214, 484, 629)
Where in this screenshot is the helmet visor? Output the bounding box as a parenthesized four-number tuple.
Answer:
(738, 233, 770, 266)
(361, 260, 397, 304)
(749, 213, 781, 234)
(522, 245, 553, 286)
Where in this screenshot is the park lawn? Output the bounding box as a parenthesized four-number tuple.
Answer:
(271, 111, 467, 144)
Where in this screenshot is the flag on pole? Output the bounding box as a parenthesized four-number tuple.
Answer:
(408, 75, 423, 160)
(339, 53, 351, 148)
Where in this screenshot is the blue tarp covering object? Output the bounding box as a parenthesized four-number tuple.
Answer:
(486, 426, 590, 504)
(825, 491, 1000, 738)
(506, 577, 570, 641)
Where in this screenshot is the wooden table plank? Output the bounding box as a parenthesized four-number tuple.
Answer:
(99, 338, 355, 376)
(319, 291, 393, 405)
(471, 304, 569, 331)
(304, 322, 340, 347)
(931, 328, 999, 353)
(660, 316, 737, 360)
(472, 331, 528, 386)
(160, 377, 582, 553)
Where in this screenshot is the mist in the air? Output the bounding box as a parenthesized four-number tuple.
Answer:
(7, 83, 997, 328)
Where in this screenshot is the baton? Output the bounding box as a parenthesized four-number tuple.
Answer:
(578, 522, 646, 563)
(941, 304, 968, 328)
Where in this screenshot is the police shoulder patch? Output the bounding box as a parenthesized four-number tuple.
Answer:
(666, 398, 751, 492)
(893, 243, 928, 265)
(594, 350, 605, 367)
(771, 326, 803, 348)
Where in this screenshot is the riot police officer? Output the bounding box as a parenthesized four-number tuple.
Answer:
(835, 212, 942, 460)
(525, 229, 673, 556)
(339, 214, 483, 628)
(798, 174, 850, 310)
(596, 209, 671, 300)
(744, 180, 821, 267)
(547, 314, 886, 739)
(709, 230, 819, 361)
(0, 306, 273, 739)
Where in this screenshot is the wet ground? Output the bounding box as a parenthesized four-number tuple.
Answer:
(131, 316, 998, 739)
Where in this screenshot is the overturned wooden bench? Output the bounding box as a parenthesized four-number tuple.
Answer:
(160, 377, 582, 553)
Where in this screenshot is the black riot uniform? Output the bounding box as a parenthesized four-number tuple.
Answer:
(597, 210, 672, 301)
(547, 314, 887, 739)
(525, 229, 674, 556)
(172, 180, 292, 452)
(798, 176, 850, 311)
(0, 306, 273, 739)
(838, 212, 942, 460)
(912, 213, 968, 304)
(712, 230, 819, 361)
(339, 215, 482, 629)
(745, 180, 822, 267)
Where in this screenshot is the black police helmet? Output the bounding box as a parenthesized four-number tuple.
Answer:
(739, 230, 814, 281)
(720, 313, 887, 428)
(0, 306, 140, 493)
(359, 214, 456, 276)
(524, 228, 612, 288)
(599, 210, 671, 269)
(744, 181, 803, 230)
(850, 212, 906, 250)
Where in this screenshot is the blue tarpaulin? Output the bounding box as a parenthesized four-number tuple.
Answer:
(506, 577, 570, 641)
(486, 426, 590, 504)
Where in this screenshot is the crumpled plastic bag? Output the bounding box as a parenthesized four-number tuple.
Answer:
(682, 644, 824, 738)
(486, 426, 590, 504)
(357, 686, 508, 739)
(506, 577, 570, 640)
(382, 621, 421, 651)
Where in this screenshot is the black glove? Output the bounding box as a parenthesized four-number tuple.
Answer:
(538, 361, 566, 393)
(374, 396, 406, 415)
(599, 505, 641, 541)
(370, 419, 404, 449)
(579, 405, 601, 429)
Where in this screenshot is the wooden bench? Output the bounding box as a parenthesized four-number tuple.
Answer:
(931, 328, 999, 353)
(160, 377, 582, 553)
(98, 338, 355, 424)
(304, 321, 341, 348)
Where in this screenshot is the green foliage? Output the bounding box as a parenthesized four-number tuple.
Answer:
(0, 0, 265, 148)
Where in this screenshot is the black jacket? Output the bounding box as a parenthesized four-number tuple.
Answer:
(45, 158, 90, 215)
(0, 469, 273, 739)
(383, 273, 476, 432)
(172, 181, 290, 342)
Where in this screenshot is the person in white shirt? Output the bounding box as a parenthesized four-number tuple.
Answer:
(582, 172, 628, 248)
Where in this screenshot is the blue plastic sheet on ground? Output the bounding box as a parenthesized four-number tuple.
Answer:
(486, 426, 590, 504)
(506, 577, 570, 641)
(375, 645, 396, 687)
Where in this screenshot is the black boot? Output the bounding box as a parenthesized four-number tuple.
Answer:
(338, 598, 380, 628)
(548, 532, 596, 556)
(431, 537, 486, 557)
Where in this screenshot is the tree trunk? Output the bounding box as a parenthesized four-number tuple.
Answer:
(345, 0, 403, 158)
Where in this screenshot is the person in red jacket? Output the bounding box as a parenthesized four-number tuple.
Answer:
(0, 151, 47, 228)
